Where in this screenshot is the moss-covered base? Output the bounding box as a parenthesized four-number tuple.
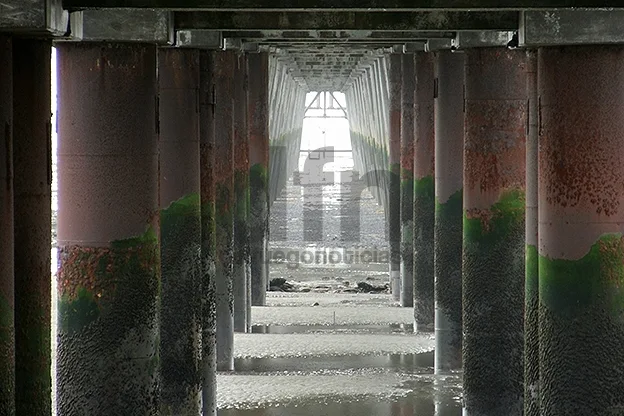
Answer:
(413, 176, 435, 329)
(524, 244, 539, 416)
(462, 190, 525, 415)
(539, 233, 624, 415)
(0, 293, 14, 416)
(160, 194, 202, 415)
(56, 227, 160, 415)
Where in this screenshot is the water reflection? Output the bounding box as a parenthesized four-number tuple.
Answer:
(221, 351, 462, 416)
(251, 323, 414, 334)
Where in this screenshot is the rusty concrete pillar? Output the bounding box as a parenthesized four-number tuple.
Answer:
(400, 53, 415, 308)
(413, 52, 435, 332)
(463, 48, 527, 416)
(247, 52, 269, 307)
(56, 43, 159, 415)
(158, 48, 202, 415)
(233, 53, 250, 333)
(524, 49, 539, 416)
(538, 45, 624, 415)
(213, 50, 235, 371)
(0, 35, 14, 416)
(13, 38, 52, 415)
(199, 50, 217, 416)
(434, 51, 464, 370)
(388, 53, 402, 301)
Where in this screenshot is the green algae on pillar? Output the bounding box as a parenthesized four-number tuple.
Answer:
(199, 50, 217, 416)
(12, 38, 52, 415)
(158, 48, 202, 415)
(247, 52, 270, 307)
(56, 42, 159, 415)
(462, 48, 527, 416)
(233, 54, 250, 333)
(538, 45, 624, 415)
(413, 52, 435, 331)
(388, 53, 402, 301)
(524, 49, 539, 416)
(433, 50, 464, 370)
(0, 34, 14, 416)
(213, 50, 235, 371)
(400, 53, 415, 308)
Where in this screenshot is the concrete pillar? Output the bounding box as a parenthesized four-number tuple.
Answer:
(157, 48, 202, 415)
(56, 43, 159, 415)
(199, 50, 217, 416)
(434, 51, 464, 370)
(247, 54, 269, 308)
(413, 52, 435, 332)
(400, 54, 415, 308)
(388, 53, 402, 301)
(463, 48, 527, 416)
(213, 50, 235, 371)
(538, 45, 624, 415)
(524, 49, 539, 416)
(233, 54, 249, 333)
(13, 38, 52, 415)
(0, 34, 14, 416)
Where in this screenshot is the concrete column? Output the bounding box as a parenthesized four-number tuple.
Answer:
(538, 45, 624, 415)
(524, 49, 539, 416)
(233, 54, 249, 333)
(248, 53, 269, 307)
(463, 48, 527, 416)
(0, 34, 14, 416)
(434, 51, 464, 370)
(400, 54, 415, 308)
(157, 48, 202, 415)
(56, 43, 159, 415)
(213, 50, 235, 372)
(413, 52, 435, 332)
(388, 53, 402, 301)
(199, 50, 217, 416)
(13, 38, 51, 415)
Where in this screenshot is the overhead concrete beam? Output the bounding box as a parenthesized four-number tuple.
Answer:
(62, 0, 623, 10)
(425, 37, 452, 51)
(452, 30, 514, 49)
(222, 30, 455, 40)
(0, 0, 76, 36)
(176, 29, 223, 48)
(519, 9, 624, 46)
(175, 11, 519, 31)
(80, 9, 174, 43)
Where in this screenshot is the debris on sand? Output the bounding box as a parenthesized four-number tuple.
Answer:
(357, 282, 389, 293)
(269, 278, 296, 292)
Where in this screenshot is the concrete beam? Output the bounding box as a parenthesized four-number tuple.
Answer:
(175, 11, 519, 31)
(223, 29, 455, 40)
(452, 30, 514, 49)
(176, 30, 223, 48)
(62, 0, 623, 10)
(0, 0, 74, 36)
(80, 9, 173, 43)
(520, 9, 624, 46)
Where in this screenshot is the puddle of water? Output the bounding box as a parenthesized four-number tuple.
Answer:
(235, 352, 434, 374)
(251, 324, 414, 334)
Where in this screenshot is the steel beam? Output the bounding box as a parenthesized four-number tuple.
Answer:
(223, 30, 455, 40)
(175, 11, 518, 31)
